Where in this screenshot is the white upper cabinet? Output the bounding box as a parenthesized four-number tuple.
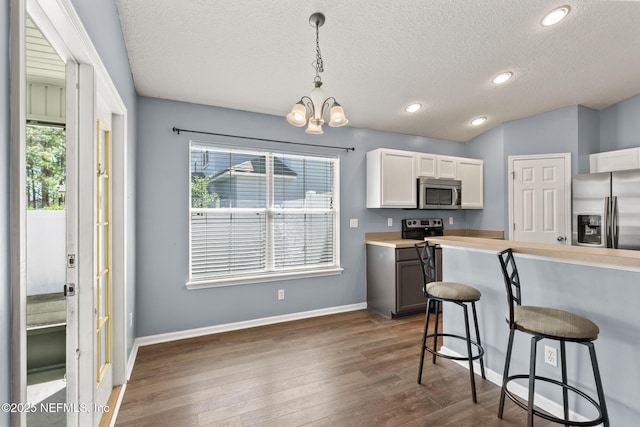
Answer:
(590, 147, 640, 173)
(366, 148, 417, 208)
(456, 157, 484, 209)
(437, 156, 457, 179)
(367, 148, 484, 209)
(415, 153, 437, 178)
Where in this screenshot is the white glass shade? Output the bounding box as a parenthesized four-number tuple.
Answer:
(286, 102, 307, 127)
(329, 103, 349, 127)
(305, 120, 323, 134)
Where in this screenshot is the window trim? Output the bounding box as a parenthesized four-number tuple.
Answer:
(186, 266, 344, 290)
(187, 142, 342, 289)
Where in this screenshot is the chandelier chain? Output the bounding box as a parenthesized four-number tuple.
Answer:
(313, 21, 324, 81)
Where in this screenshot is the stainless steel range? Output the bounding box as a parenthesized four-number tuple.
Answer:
(402, 217, 443, 285)
(401, 218, 445, 240)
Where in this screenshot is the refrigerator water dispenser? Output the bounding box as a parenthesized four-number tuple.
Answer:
(577, 215, 602, 245)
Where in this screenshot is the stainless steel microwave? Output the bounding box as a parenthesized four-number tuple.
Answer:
(417, 177, 461, 209)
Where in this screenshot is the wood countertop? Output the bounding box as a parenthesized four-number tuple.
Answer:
(365, 231, 640, 269)
(425, 236, 640, 270)
(365, 229, 504, 249)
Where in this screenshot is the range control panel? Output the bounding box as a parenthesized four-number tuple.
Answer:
(403, 218, 443, 229)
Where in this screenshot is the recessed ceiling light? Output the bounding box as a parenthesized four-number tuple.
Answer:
(471, 117, 487, 126)
(492, 71, 513, 85)
(404, 103, 422, 113)
(541, 6, 570, 27)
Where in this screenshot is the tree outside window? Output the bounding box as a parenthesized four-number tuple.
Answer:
(26, 124, 66, 209)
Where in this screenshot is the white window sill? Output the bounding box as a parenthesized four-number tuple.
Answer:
(186, 267, 344, 290)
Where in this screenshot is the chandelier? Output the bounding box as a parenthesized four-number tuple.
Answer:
(286, 12, 349, 134)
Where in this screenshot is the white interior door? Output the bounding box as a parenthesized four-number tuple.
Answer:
(509, 154, 571, 244)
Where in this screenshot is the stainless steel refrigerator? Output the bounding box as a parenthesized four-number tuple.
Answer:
(572, 169, 640, 250)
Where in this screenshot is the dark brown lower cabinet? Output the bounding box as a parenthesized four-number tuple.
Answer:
(366, 245, 427, 318)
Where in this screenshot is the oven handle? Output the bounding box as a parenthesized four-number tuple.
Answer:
(451, 188, 459, 208)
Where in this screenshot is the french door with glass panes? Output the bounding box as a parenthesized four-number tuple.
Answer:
(95, 118, 113, 409)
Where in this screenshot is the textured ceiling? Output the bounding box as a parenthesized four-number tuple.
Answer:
(115, 0, 640, 142)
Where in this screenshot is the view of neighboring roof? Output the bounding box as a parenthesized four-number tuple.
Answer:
(211, 157, 298, 181)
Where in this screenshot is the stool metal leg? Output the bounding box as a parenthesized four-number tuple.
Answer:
(432, 299, 441, 364)
(463, 303, 478, 403)
(528, 336, 541, 427)
(498, 328, 516, 419)
(560, 341, 569, 427)
(471, 302, 486, 380)
(587, 342, 610, 427)
(417, 297, 432, 384)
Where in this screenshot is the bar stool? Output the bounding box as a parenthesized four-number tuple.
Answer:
(414, 242, 486, 403)
(497, 248, 609, 427)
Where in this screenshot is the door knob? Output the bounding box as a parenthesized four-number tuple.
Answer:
(557, 236, 566, 242)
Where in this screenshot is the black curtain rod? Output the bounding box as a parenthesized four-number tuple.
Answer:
(172, 127, 355, 152)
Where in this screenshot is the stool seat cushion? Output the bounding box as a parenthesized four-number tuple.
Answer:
(427, 281, 481, 302)
(513, 306, 599, 340)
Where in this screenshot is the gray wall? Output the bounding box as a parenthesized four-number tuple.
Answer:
(135, 96, 468, 336)
(463, 96, 640, 236)
(577, 106, 600, 174)
(135, 91, 640, 338)
(465, 126, 504, 231)
(600, 93, 640, 151)
(1, 1, 10, 424)
(70, 0, 138, 353)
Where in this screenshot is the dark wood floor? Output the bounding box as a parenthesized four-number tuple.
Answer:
(116, 309, 552, 427)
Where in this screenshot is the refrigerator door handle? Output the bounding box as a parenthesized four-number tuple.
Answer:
(611, 196, 618, 249)
(604, 196, 611, 248)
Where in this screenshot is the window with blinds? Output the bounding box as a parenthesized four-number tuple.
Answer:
(189, 144, 340, 285)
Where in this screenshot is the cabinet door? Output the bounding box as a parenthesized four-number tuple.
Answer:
(416, 153, 437, 177)
(590, 148, 640, 173)
(396, 260, 426, 314)
(457, 158, 484, 209)
(437, 156, 457, 179)
(381, 150, 416, 207)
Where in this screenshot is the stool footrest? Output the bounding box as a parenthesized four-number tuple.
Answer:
(502, 374, 606, 427)
(423, 333, 485, 362)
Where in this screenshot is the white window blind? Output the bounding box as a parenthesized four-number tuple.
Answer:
(189, 144, 339, 284)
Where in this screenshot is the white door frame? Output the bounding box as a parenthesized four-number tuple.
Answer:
(10, 0, 128, 425)
(507, 153, 572, 242)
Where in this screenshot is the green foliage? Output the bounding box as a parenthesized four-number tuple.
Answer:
(191, 175, 219, 208)
(26, 125, 66, 209)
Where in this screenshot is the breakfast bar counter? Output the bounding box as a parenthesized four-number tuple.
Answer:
(427, 236, 640, 426)
(425, 235, 640, 269)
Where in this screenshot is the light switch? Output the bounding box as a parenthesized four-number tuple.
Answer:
(350, 218, 358, 228)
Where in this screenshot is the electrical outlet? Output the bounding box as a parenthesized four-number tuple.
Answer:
(387, 218, 393, 227)
(129, 312, 133, 328)
(544, 345, 557, 367)
(278, 289, 285, 300)
(449, 216, 454, 225)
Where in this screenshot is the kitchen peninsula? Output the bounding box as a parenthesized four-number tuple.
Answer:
(424, 236, 640, 426)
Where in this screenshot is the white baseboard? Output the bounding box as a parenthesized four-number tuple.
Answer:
(440, 346, 589, 423)
(126, 302, 367, 379)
